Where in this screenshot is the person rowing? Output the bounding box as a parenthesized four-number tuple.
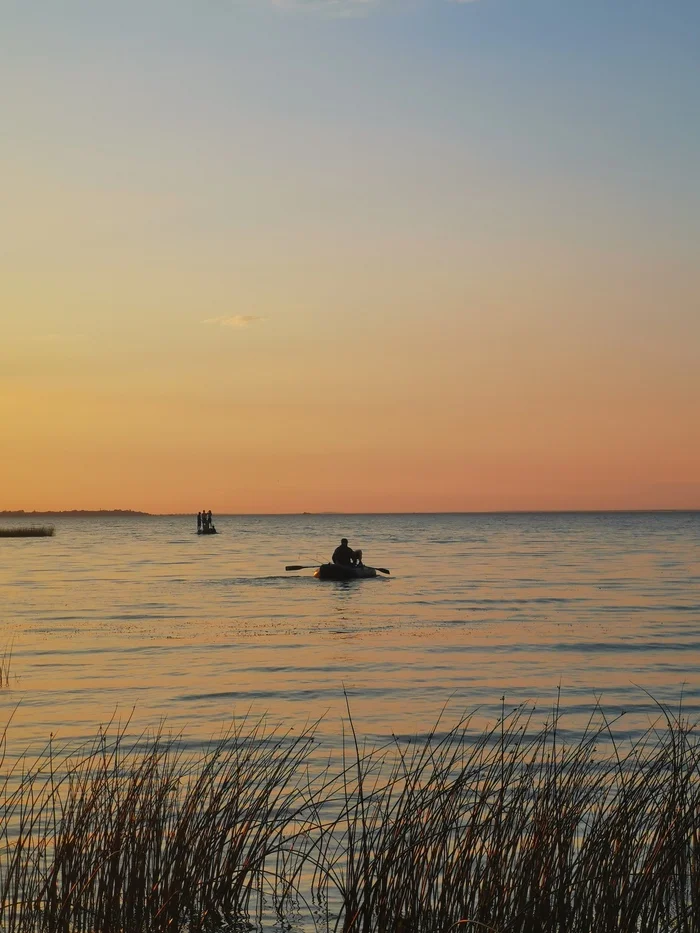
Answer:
(332, 538, 363, 567)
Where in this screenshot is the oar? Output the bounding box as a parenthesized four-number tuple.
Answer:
(285, 564, 391, 575)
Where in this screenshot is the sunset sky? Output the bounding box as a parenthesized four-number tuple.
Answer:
(2, 0, 699, 513)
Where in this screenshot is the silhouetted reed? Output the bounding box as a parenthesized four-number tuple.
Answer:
(1, 699, 699, 932)
(0, 645, 11, 688)
(0, 526, 55, 538)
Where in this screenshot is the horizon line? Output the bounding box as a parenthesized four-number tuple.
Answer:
(3, 508, 699, 517)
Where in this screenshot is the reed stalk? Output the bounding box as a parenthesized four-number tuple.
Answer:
(0, 645, 12, 688)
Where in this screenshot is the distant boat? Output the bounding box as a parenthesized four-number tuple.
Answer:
(197, 527, 218, 535)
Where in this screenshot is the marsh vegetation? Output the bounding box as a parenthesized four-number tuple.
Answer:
(0, 700, 698, 932)
(0, 527, 55, 538)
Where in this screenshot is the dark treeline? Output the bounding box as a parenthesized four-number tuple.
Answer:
(1, 701, 699, 932)
(0, 511, 150, 517)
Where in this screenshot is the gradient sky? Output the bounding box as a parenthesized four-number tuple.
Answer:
(2, 0, 699, 512)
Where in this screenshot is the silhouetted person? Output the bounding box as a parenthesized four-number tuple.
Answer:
(332, 538, 358, 566)
(197, 512, 202, 532)
(202, 509, 209, 531)
(207, 510, 213, 530)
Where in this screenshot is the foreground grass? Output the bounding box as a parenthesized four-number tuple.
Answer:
(1, 700, 699, 932)
(0, 527, 55, 538)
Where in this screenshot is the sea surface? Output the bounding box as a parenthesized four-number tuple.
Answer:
(1, 512, 699, 758)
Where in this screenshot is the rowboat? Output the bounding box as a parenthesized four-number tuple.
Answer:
(285, 562, 389, 578)
(197, 527, 218, 535)
(314, 563, 378, 581)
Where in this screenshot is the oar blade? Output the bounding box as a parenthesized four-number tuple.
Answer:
(375, 567, 390, 575)
(285, 564, 314, 571)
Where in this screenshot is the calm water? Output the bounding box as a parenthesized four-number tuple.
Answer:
(1, 512, 699, 756)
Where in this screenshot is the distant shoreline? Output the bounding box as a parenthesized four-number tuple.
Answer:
(0, 510, 151, 517)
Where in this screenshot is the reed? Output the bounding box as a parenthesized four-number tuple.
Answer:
(0, 644, 12, 687)
(0, 700, 698, 932)
(0, 526, 55, 538)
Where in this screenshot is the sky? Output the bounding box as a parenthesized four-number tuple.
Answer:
(2, 0, 699, 513)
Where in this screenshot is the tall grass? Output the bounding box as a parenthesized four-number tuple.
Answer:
(0, 527, 55, 538)
(1, 700, 699, 932)
(0, 715, 318, 932)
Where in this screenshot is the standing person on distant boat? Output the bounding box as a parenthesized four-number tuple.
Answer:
(202, 509, 209, 531)
(207, 510, 214, 532)
(197, 511, 202, 533)
(332, 538, 359, 567)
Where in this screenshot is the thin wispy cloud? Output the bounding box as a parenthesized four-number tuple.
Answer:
(202, 315, 266, 329)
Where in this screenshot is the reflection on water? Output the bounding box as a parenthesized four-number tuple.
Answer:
(0, 512, 699, 755)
